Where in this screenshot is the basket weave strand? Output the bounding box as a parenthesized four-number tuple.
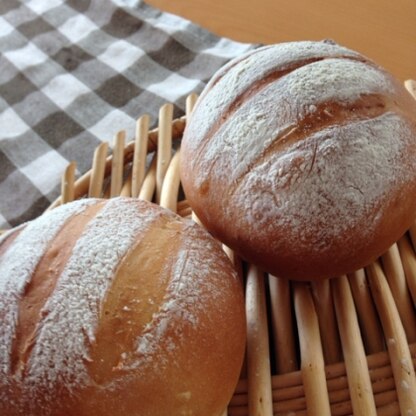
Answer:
(332, 275, 376, 415)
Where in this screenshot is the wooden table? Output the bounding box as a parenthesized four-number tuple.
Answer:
(147, 0, 416, 82)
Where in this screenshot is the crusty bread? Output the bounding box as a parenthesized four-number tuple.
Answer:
(0, 198, 245, 416)
(180, 40, 416, 280)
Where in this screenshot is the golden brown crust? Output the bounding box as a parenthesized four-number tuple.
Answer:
(0, 198, 246, 416)
(181, 41, 416, 280)
(10, 202, 105, 377)
(87, 214, 183, 385)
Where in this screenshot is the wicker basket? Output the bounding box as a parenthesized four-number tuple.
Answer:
(48, 81, 416, 416)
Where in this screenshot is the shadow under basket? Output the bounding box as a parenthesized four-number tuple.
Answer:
(49, 81, 416, 416)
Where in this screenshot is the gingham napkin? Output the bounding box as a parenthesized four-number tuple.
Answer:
(0, 0, 256, 229)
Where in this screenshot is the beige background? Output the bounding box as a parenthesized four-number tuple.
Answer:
(147, 0, 416, 81)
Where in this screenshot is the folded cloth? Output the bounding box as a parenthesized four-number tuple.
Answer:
(0, 0, 256, 229)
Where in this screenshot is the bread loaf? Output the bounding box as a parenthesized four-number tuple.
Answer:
(180, 40, 416, 280)
(0, 198, 246, 416)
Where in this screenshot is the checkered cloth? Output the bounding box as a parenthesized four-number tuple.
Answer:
(0, 0, 256, 229)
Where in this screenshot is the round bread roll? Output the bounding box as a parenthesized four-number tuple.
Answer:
(0, 198, 245, 416)
(180, 40, 416, 280)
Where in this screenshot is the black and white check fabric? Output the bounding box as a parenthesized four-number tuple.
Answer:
(0, 0, 256, 229)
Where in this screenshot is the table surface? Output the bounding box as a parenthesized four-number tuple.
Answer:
(146, 0, 416, 82)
